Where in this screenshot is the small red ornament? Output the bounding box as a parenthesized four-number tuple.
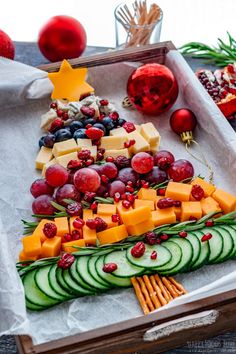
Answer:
(38, 15, 87, 62)
(170, 108, 197, 145)
(127, 63, 179, 115)
(0, 29, 15, 59)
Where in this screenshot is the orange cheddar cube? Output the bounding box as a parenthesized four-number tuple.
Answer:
(97, 224, 128, 245)
(134, 199, 155, 211)
(181, 202, 202, 222)
(121, 206, 151, 226)
(137, 188, 157, 202)
(126, 218, 154, 236)
(22, 234, 41, 257)
(41, 236, 61, 258)
(95, 214, 118, 228)
(83, 226, 97, 246)
(62, 239, 85, 253)
(200, 197, 222, 216)
(191, 177, 216, 197)
(212, 189, 236, 214)
(32, 219, 56, 243)
(165, 182, 192, 201)
(19, 250, 38, 262)
(116, 201, 132, 223)
(97, 203, 117, 216)
(83, 209, 94, 221)
(151, 208, 176, 227)
(54, 217, 69, 237)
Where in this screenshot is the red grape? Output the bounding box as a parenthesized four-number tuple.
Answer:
(168, 159, 194, 182)
(153, 150, 175, 170)
(89, 164, 103, 175)
(30, 178, 54, 198)
(45, 164, 69, 187)
(32, 194, 55, 215)
(143, 166, 168, 184)
(55, 184, 81, 206)
(100, 162, 118, 179)
(108, 180, 126, 197)
(131, 152, 154, 174)
(117, 167, 139, 185)
(74, 167, 101, 193)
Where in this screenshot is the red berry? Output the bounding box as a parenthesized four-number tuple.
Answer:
(131, 242, 145, 258)
(80, 106, 95, 117)
(57, 253, 75, 270)
(109, 111, 119, 120)
(111, 214, 120, 223)
(85, 127, 104, 140)
(122, 200, 131, 209)
(98, 148, 105, 155)
(63, 233, 72, 242)
(32, 195, 55, 215)
(43, 222, 57, 238)
(131, 152, 154, 174)
(50, 102, 57, 109)
(205, 220, 214, 227)
(101, 174, 109, 184)
(179, 231, 188, 238)
(30, 179, 54, 198)
(106, 156, 114, 163)
(83, 192, 96, 202)
(157, 198, 174, 209)
(157, 188, 166, 196)
(94, 217, 108, 232)
(86, 219, 98, 229)
(145, 231, 157, 245)
(227, 64, 235, 74)
(74, 168, 101, 193)
(78, 149, 91, 160)
(114, 192, 121, 202)
(85, 158, 94, 166)
(90, 201, 98, 212)
(102, 263, 118, 273)
(141, 180, 149, 188)
(191, 184, 205, 201)
(97, 152, 104, 161)
(62, 112, 69, 121)
(72, 230, 81, 240)
(201, 233, 212, 242)
(67, 159, 83, 170)
(73, 218, 85, 229)
(160, 234, 169, 241)
(125, 185, 134, 193)
(49, 118, 64, 132)
(100, 99, 109, 106)
(123, 121, 136, 133)
(45, 164, 69, 187)
(66, 202, 83, 217)
(56, 109, 64, 117)
(150, 251, 157, 260)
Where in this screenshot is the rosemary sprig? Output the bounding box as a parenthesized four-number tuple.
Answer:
(94, 196, 114, 204)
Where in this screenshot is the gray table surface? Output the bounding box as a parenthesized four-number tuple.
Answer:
(1, 41, 236, 354)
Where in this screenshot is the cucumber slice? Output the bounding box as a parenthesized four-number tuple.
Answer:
(211, 226, 234, 263)
(96, 256, 131, 287)
(190, 230, 210, 271)
(126, 244, 172, 269)
(62, 268, 94, 295)
(201, 227, 223, 264)
(48, 264, 73, 299)
(159, 237, 193, 275)
(23, 269, 59, 309)
(88, 255, 114, 288)
(70, 258, 96, 292)
(76, 256, 109, 290)
(219, 225, 236, 259)
(104, 250, 144, 278)
(35, 266, 67, 302)
(186, 232, 201, 268)
(25, 298, 46, 311)
(152, 241, 182, 272)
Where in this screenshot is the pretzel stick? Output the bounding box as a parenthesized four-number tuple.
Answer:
(150, 275, 167, 306)
(137, 277, 155, 311)
(131, 277, 150, 315)
(161, 277, 180, 298)
(154, 274, 173, 302)
(143, 275, 161, 309)
(168, 277, 187, 294)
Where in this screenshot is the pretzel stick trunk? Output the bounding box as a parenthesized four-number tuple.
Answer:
(131, 277, 150, 315)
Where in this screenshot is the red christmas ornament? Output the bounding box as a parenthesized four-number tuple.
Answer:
(38, 15, 87, 62)
(0, 29, 15, 59)
(170, 108, 197, 145)
(127, 63, 179, 115)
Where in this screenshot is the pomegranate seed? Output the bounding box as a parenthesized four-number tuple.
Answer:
(73, 218, 85, 229)
(78, 149, 91, 160)
(86, 219, 98, 229)
(156, 238, 162, 244)
(43, 223, 57, 238)
(124, 141, 130, 148)
(129, 139, 136, 146)
(86, 123, 93, 129)
(102, 263, 118, 273)
(63, 233, 72, 242)
(109, 111, 119, 120)
(98, 148, 105, 155)
(122, 200, 131, 209)
(150, 251, 157, 260)
(127, 181, 133, 187)
(66, 202, 83, 217)
(80, 106, 95, 117)
(97, 152, 104, 161)
(111, 214, 120, 223)
(98, 113, 106, 121)
(57, 253, 75, 270)
(121, 193, 127, 200)
(86, 127, 104, 140)
(157, 198, 174, 209)
(205, 220, 214, 227)
(104, 192, 109, 198)
(83, 192, 96, 202)
(62, 112, 69, 121)
(157, 188, 166, 196)
(189, 216, 198, 221)
(100, 99, 109, 106)
(114, 192, 121, 202)
(56, 109, 64, 117)
(179, 231, 188, 238)
(160, 234, 169, 241)
(145, 231, 157, 245)
(90, 201, 98, 212)
(141, 181, 149, 189)
(191, 184, 205, 201)
(85, 158, 94, 166)
(67, 159, 83, 170)
(50, 102, 57, 109)
(125, 185, 134, 193)
(72, 230, 81, 240)
(131, 242, 145, 258)
(126, 194, 135, 204)
(123, 121, 136, 133)
(94, 217, 108, 232)
(49, 118, 64, 132)
(201, 233, 212, 242)
(101, 174, 109, 184)
(106, 156, 114, 163)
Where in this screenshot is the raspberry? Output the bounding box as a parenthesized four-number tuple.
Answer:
(123, 121, 136, 133)
(131, 242, 145, 258)
(43, 222, 57, 238)
(109, 111, 119, 121)
(114, 156, 131, 169)
(94, 217, 108, 232)
(102, 263, 118, 273)
(80, 106, 95, 117)
(78, 149, 91, 160)
(49, 118, 64, 132)
(67, 159, 83, 170)
(144, 231, 157, 245)
(85, 127, 104, 140)
(100, 99, 109, 106)
(66, 202, 83, 217)
(57, 253, 75, 270)
(191, 184, 205, 201)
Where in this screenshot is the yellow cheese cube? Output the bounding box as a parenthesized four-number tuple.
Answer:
(140, 122, 160, 145)
(97, 224, 128, 245)
(22, 234, 42, 257)
(165, 182, 192, 201)
(121, 206, 151, 226)
(200, 197, 221, 216)
(191, 177, 216, 197)
(137, 188, 157, 202)
(134, 199, 155, 211)
(127, 131, 150, 154)
(100, 136, 128, 150)
(42, 158, 56, 177)
(212, 189, 236, 214)
(41, 236, 61, 258)
(35, 146, 53, 170)
(83, 209, 94, 221)
(62, 239, 85, 253)
(52, 138, 78, 157)
(181, 202, 202, 222)
(104, 148, 130, 159)
(33, 219, 56, 243)
(54, 217, 69, 236)
(97, 203, 117, 216)
(77, 138, 92, 150)
(56, 151, 78, 168)
(110, 127, 128, 137)
(151, 208, 176, 227)
(83, 226, 97, 245)
(126, 218, 154, 236)
(19, 250, 38, 262)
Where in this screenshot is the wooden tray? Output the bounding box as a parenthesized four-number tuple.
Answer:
(15, 41, 236, 354)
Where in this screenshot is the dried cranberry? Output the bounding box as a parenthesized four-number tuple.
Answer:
(73, 218, 85, 229)
(123, 121, 136, 133)
(114, 156, 131, 169)
(67, 159, 83, 170)
(150, 251, 157, 260)
(201, 233, 212, 242)
(49, 118, 64, 132)
(78, 149, 91, 160)
(97, 152, 104, 161)
(86, 127, 104, 140)
(122, 200, 131, 209)
(66, 202, 83, 217)
(191, 184, 205, 201)
(98, 148, 105, 155)
(145, 231, 157, 245)
(157, 198, 174, 209)
(131, 242, 146, 258)
(179, 231, 188, 238)
(100, 99, 109, 106)
(205, 220, 214, 227)
(57, 253, 75, 270)
(111, 214, 120, 223)
(109, 111, 119, 121)
(86, 218, 98, 229)
(189, 216, 198, 221)
(94, 217, 108, 232)
(102, 263, 118, 273)
(80, 106, 95, 117)
(43, 222, 57, 238)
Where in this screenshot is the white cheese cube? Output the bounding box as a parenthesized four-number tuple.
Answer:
(52, 139, 78, 157)
(100, 136, 127, 150)
(35, 147, 53, 170)
(110, 127, 128, 137)
(134, 124, 141, 133)
(104, 148, 130, 159)
(140, 122, 160, 145)
(56, 152, 78, 168)
(77, 138, 92, 150)
(128, 131, 150, 154)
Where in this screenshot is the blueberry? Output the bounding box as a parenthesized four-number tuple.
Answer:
(117, 118, 127, 126)
(101, 117, 115, 131)
(39, 136, 46, 148)
(54, 129, 72, 142)
(83, 118, 96, 127)
(69, 121, 84, 133)
(44, 133, 56, 148)
(93, 123, 106, 134)
(73, 128, 87, 139)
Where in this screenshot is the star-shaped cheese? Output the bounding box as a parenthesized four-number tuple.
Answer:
(48, 60, 94, 101)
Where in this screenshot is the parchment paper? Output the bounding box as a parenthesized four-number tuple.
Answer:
(1, 51, 236, 345)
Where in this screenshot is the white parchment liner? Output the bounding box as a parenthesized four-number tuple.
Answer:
(0, 51, 236, 344)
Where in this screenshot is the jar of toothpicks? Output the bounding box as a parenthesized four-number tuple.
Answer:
(114, 0, 163, 48)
